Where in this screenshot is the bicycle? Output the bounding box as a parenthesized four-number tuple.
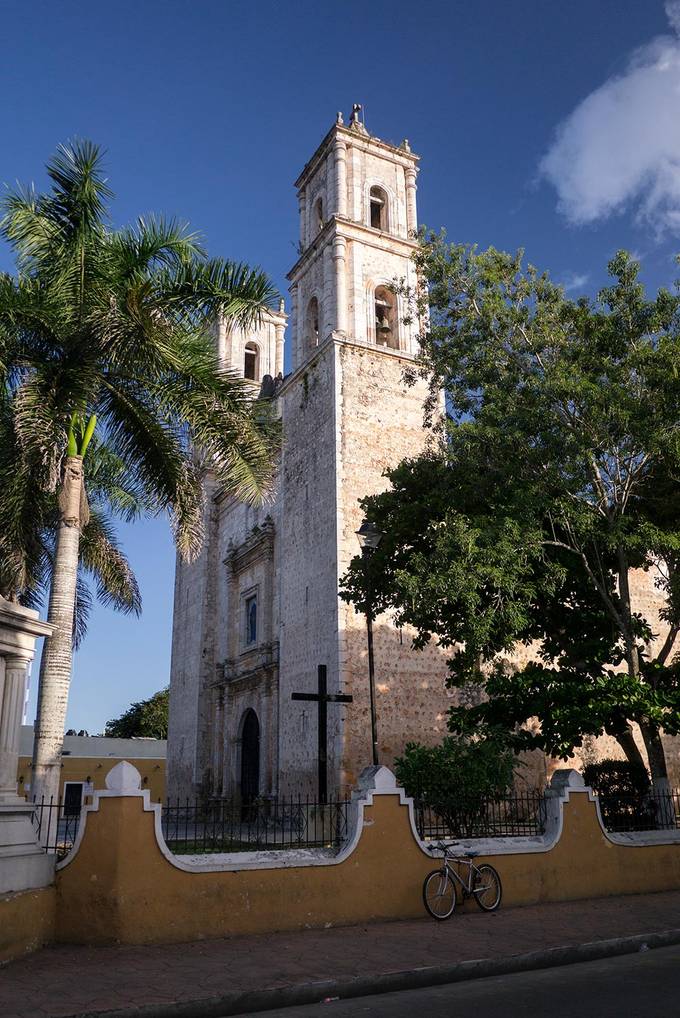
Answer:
(423, 842, 502, 919)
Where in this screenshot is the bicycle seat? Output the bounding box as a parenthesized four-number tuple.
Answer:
(460, 849, 479, 858)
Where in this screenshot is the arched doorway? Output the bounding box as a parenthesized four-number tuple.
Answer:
(240, 709, 260, 806)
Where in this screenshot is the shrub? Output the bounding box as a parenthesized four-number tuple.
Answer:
(582, 759, 650, 797)
(395, 736, 517, 836)
(583, 758, 656, 831)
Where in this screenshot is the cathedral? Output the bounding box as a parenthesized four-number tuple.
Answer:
(167, 107, 679, 803)
(167, 108, 454, 801)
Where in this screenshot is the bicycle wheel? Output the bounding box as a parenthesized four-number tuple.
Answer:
(472, 864, 502, 911)
(423, 868, 457, 919)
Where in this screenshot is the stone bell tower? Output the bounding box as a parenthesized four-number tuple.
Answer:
(168, 107, 452, 804)
(276, 106, 450, 794)
(288, 104, 421, 368)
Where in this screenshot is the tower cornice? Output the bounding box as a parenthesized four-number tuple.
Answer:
(277, 332, 419, 402)
(286, 216, 418, 282)
(294, 122, 419, 193)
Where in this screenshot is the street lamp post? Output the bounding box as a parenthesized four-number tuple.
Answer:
(355, 519, 383, 768)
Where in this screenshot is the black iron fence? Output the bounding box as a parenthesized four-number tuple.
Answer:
(29, 793, 351, 859)
(595, 790, 680, 833)
(30, 797, 82, 859)
(28, 785, 680, 861)
(160, 795, 351, 854)
(414, 791, 547, 841)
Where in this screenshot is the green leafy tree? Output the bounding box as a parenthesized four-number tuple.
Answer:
(342, 237, 680, 796)
(105, 688, 169, 740)
(0, 141, 279, 803)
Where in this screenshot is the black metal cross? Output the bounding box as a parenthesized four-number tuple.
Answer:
(291, 665, 353, 803)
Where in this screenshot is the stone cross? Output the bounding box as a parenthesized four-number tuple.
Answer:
(291, 665, 352, 803)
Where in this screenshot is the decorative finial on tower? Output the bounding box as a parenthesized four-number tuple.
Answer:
(336, 111, 344, 125)
(349, 103, 367, 134)
(400, 138, 411, 152)
(278, 297, 285, 314)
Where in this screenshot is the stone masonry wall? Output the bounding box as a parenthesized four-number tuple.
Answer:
(277, 341, 343, 794)
(334, 340, 451, 789)
(167, 477, 218, 800)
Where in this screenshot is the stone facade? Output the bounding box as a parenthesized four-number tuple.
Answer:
(167, 108, 677, 802)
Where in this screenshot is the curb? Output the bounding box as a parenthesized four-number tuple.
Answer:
(65, 927, 680, 1018)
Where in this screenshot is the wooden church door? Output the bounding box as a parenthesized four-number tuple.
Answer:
(240, 709, 260, 806)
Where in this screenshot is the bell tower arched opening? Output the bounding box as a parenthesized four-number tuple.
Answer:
(244, 341, 259, 381)
(314, 196, 324, 235)
(369, 185, 388, 232)
(374, 285, 399, 349)
(306, 296, 320, 350)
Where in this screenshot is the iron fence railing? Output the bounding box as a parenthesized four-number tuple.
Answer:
(160, 795, 351, 854)
(29, 793, 351, 859)
(30, 798, 82, 859)
(414, 791, 547, 841)
(29, 785, 680, 860)
(595, 790, 680, 833)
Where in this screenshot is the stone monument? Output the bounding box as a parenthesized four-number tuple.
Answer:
(0, 596, 54, 894)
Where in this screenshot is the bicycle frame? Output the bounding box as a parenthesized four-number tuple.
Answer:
(431, 845, 482, 898)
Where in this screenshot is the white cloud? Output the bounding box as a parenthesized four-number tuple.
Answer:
(540, 3, 680, 232)
(560, 271, 590, 293)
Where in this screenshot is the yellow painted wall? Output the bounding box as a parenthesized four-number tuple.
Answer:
(0, 886, 56, 964)
(55, 787, 680, 948)
(17, 756, 166, 803)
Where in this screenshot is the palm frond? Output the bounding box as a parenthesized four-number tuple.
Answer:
(44, 140, 112, 240)
(107, 215, 205, 278)
(98, 379, 205, 558)
(0, 186, 63, 269)
(85, 438, 157, 521)
(79, 507, 141, 616)
(155, 257, 278, 331)
(73, 574, 93, 649)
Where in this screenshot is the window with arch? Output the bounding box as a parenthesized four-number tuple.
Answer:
(369, 186, 388, 232)
(244, 341, 259, 381)
(306, 296, 320, 349)
(314, 195, 324, 234)
(374, 285, 399, 349)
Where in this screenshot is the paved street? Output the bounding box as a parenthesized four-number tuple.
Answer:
(2, 892, 680, 1017)
(236, 945, 680, 1018)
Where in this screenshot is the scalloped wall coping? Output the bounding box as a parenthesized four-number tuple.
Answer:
(57, 760, 680, 873)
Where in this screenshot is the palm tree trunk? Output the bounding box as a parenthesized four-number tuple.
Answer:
(31, 456, 84, 805)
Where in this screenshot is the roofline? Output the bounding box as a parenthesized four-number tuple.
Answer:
(294, 122, 420, 192)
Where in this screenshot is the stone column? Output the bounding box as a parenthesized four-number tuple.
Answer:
(298, 190, 306, 251)
(405, 167, 418, 235)
(275, 319, 285, 377)
(212, 688, 225, 797)
(334, 138, 348, 218)
(289, 283, 299, 371)
(333, 236, 347, 335)
(0, 654, 31, 802)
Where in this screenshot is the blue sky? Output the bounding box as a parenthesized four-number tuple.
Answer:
(2, 0, 679, 732)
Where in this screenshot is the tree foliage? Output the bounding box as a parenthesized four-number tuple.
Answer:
(0, 140, 280, 804)
(0, 139, 280, 605)
(342, 235, 680, 786)
(105, 688, 169, 740)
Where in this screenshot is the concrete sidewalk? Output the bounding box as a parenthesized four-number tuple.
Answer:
(2, 892, 680, 1018)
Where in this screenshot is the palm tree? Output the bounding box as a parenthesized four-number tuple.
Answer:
(0, 140, 279, 803)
